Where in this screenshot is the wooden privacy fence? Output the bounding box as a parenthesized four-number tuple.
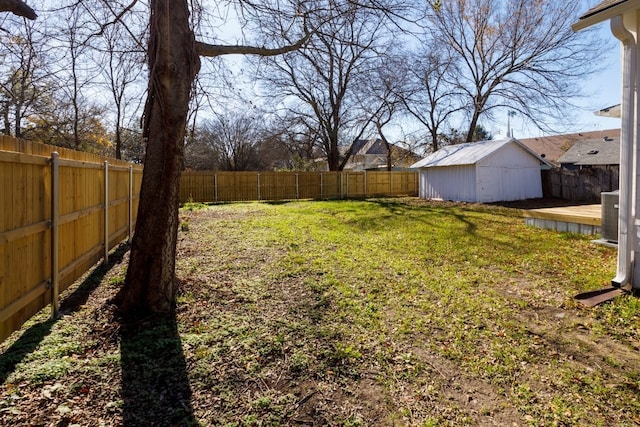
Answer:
(180, 170, 419, 203)
(0, 139, 415, 342)
(0, 136, 142, 342)
(542, 167, 619, 202)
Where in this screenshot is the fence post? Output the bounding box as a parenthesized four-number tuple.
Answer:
(364, 170, 367, 198)
(346, 172, 349, 199)
(390, 171, 393, 196)
(104, 161, 109, 264)
(257, 172, 261, 201)
(50, 152, 60, 319)
(295, 173, 299, 200)
(214, 174, 218, 202)
(128, 165, 133, 243)
(320, 173, 323, 200)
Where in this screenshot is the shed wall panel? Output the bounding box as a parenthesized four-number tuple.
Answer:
(479, 142, 541, 168)
(476, 145, 543, 202)
(419, 165, 476, 201)
(476, 165, 542, 202)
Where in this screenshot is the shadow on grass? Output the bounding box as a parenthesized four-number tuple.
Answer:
(264, 200, 295, 205)
(363, 198, 480, 232)
(0, 243, 129, 384)
(119, 311, 196, 426)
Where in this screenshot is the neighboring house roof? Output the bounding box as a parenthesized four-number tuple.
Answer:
(345, 138, 402, 156)
(519, 129, 620, 162)
(410, 138, 550, 169)
(556, 138, 620, 166)
(355, 138, 390, 155)
(344, 138, 421, 170)
(346, 138, 368, 156)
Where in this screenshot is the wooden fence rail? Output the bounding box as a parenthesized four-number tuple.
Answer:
(180, 170, 419, 203)
(0, 136, 142, 342)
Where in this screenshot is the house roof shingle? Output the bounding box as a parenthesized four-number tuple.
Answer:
(518, 129, 620, 162)
(580, 0, 630, 20)
(343, 138, 422, 170)
(556, 137, 620, 166)
(573, 0, 640, 30)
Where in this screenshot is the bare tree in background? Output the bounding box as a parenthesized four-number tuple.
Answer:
(358, 54, 407, 170)
(96, 6, 145, 159)
(1, 1, 131, 152)
(401, 48, 465, 153)
(266, 114, 324, 170)
(258, 0, 394, 171)
(0, 20, 50, 138)
(425, 0, 606, 143)
(203, 114, 262, 171)
(51, 6, 101, 150)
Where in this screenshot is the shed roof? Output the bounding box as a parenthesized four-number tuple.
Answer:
(556, 138, 620, 166)
(410, 138, 548, 169)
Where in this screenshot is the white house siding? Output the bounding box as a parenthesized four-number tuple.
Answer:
(419, 164, 477, 201)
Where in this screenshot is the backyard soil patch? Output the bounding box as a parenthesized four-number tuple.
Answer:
(0, 198, 638, 426)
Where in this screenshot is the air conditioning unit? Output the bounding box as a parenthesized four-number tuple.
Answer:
(601, 191, 619, 243)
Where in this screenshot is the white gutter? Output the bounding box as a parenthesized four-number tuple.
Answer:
(610, 14, 635, 288)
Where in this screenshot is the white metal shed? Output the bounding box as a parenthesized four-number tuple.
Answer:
(410, 138, 549, 203)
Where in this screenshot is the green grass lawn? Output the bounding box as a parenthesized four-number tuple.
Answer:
(1, 198, 639, 426)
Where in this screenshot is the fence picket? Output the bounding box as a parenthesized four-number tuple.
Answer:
(104, 161, 109, 264)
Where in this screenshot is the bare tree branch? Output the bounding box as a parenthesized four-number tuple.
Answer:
(0, 0, 36, 20)
(196, 33, 311, 57)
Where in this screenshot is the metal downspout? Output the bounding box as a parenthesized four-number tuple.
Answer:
(611, 15, 635, 288)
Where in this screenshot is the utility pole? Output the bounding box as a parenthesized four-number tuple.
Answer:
(506, 110, 516, 138)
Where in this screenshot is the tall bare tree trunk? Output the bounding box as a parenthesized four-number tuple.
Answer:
(116, 0, 200, 314)
(465, 108, 481, 143)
